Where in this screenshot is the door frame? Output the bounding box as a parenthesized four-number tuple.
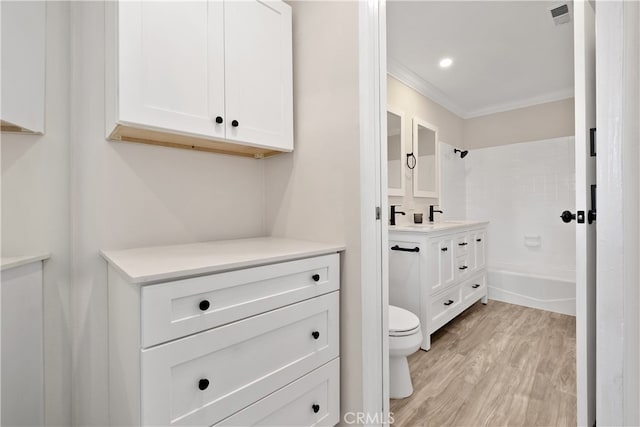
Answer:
(358, 0, 389, 423)
(595, 1, 640, 424)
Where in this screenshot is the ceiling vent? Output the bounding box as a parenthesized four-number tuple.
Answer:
(550, 4, 571, 25)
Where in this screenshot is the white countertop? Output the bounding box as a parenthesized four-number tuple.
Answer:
(1, 254, 50, 271)
(101, 237, 345, 284)
(389, 220, 489, 233)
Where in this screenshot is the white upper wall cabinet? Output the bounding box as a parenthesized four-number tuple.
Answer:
(1, 1, 46, 134)
(106, 0, 293, 158)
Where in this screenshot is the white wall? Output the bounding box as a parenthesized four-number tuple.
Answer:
(439, 141, 466, 220)
(265, 1, 363, 419)
(69, 3, 266, 425)
(465, 137, 576, 281)
(1, 2, 72, 425)
(463, 98, 575, 150)
(387, 76, 464, 221)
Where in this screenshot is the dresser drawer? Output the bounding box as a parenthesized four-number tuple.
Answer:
(141, 254, 339, 347)
(141, 292, 339, 426)
(216, 358, 340, 427)
(430, 286, 462, 332)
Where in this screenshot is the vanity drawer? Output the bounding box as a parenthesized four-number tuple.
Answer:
(455, 254, 471, 279)
(141, 254, 339, 347)
(462, 274, 486, 303)
(430, 286, 462, 332)
(455, 233, 470, 256)
(216, 358, 340, 427)
(141, 292, 339, 426)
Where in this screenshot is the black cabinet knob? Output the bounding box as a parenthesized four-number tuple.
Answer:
(199, 300, 210, 311)
(444, 299, 454, 306)
(215, 116, 223, 124)
(441, 247, 448, 252)
(458, 266, 468, 270)
(472, 284, 480, 289)
(312, 274, 320, 282)
(312, 404, 320, 413)
(231, 120, 239, 127)
(476, 238, 482, 242)
(312, 331, 320, 339)
(198, 378, 210, 391)
(458, 242, 468, 246)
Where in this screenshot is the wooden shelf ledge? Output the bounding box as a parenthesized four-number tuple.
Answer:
(109, 124, 287, 159)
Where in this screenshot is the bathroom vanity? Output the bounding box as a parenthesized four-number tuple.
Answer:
(389, 221, 488, 350)
(102, 237, 343, 426)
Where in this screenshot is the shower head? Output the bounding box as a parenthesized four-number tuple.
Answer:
(454, 148, 469, 159)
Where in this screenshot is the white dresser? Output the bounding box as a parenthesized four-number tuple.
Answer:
(1, 254, 49, 426)
(101, 238, 343, 427)
(389, 221, 488, 350)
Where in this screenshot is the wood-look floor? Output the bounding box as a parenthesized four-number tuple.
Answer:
(390, 300, 576, 427)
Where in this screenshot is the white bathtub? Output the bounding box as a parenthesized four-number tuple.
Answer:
(487, 269, 576, 316)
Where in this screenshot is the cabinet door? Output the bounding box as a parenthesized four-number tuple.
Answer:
(117, 1, 224, 138)
(224, 0, 293, 151)
(474, 231, 486, 269)
(429, 237, 454, 294)
(389, 240, 422, 319)
(1, 262, 44, 426)
(1, 1, 45, 133)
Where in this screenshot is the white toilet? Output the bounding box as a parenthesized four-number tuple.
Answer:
(389, 305, 423, 399)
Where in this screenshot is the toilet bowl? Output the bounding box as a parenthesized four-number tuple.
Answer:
(389, 305, 422, 399)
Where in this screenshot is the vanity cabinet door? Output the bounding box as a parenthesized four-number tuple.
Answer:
(429, 237, 454, 295)
(115, 1, 225, 138)
(224, 0, 293, 150)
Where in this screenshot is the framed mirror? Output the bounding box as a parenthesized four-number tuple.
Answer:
(387, 107, 405, 196)
(412, 118, 439, 198)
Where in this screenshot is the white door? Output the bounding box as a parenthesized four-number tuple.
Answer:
(117, 1, 225, 138)
(224, 0, 293, 151)
(572, 1, 596, 425)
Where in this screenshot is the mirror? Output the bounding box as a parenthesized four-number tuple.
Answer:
(412, 118, 439, 198)
(387, 108, 405, 196)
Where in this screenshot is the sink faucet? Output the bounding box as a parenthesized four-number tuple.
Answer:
(390, 205, 406, 226)
(429, 205, 443, 222)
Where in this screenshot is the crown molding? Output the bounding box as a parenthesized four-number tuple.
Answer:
(387, 58, 467, 118)
(387, 58, 574, 119)
(463, 88, 575, 118)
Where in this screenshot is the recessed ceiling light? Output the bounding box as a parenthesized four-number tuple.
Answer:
(439, 58, 453, 68)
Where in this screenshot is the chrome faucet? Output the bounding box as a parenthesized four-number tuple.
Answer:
(429, 205, 443, 222)
(390, 205, 406, 226)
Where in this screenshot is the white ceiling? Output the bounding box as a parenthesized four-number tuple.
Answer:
(387, 1, 574, 118)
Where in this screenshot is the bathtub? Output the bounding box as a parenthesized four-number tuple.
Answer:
(487, 269, 576, 316)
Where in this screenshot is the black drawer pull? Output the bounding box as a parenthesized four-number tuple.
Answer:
(476, 238, 482, 242)
(472, 284, 480, 289)
(198, 378, 210, 391)
(199, 300, 210, 311)
(312, 404, 320, 413)
(458, 242, 468, 246)
(312, 331, 320, 340)
(312, 274, 320, 282)
(459, 265, 468, 270)
(391, 245, 419, 253)
(444, 299, 454, 306)
(441, 247, 448, 252)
